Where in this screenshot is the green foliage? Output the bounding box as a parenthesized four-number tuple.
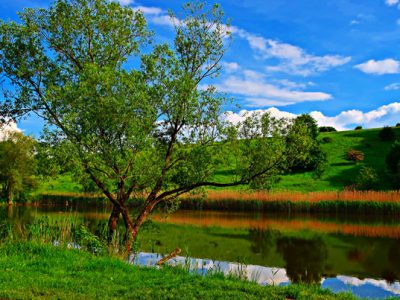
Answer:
(0, 131, 37, 203)
(379, 126, 396, 142)
(346, 149, 364, 163)
(319, 126, 337, 132)
(75, 225, 105, 253)
(288, 115, 327, 177)
(386, 141, 400, 188)
(355, 166, 378, 190)
(386, 141, 400, 174)
(355, 126, 363, 130)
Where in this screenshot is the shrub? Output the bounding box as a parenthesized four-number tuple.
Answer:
(319, 126, 337, 132)
(379, 126, 396, 141)
(386, 141, 400, 174)
(355, 167, 378, 190)
(321, 137, 333, 143)
(346, 149, 364, 163)
(354, 126, 362, 130)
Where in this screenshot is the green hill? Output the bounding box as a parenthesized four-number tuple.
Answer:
(213, 127, 400, 192)
(287, 127, 399, 191)
(38, 127, 400, 194)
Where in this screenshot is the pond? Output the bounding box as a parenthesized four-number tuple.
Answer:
(2, 205, 400, 299)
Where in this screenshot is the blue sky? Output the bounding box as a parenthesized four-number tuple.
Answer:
(1, 0, 400, 133)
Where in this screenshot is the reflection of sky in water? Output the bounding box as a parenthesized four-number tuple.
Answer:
(130, 253, 400, 299)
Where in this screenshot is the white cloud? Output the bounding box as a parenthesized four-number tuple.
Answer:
(337, 276, 400, 295)
(384, 82, 400, 90)
(229, 27, 351, 76)
(116, 0, 134, 6)
(355, 59, 400, 75)
(222, 62, 240, 73)
(223, 102, 400, 131)
(215, 68, 332, 106)
(385, 0, 399, 6)
(133, 6, 163, 15)
(0, 120, 21, 141)
(223, 108, 296, 126)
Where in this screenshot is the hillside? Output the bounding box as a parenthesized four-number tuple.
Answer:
(210, 127, 400, 192)
(270, 127, 399, 191)
(38, 127, 400, 194)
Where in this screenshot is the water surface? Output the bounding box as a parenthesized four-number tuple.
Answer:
(2, 205, 400, 299)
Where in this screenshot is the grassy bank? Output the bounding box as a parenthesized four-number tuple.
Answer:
(0, 242, 358, 300)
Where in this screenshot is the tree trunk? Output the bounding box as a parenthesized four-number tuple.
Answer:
(108, 204, 121, 244)
(7, 182, 13, 206)
(107, 197, 159, 252)
(128, 199, 158, 240)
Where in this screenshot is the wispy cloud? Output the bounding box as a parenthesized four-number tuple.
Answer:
(384, 82, 400, 90)
(355, 58, 400, 75)
(385, 0, 399, 6)
(215, 68, 331, 107)
(229, 27, 351, 77)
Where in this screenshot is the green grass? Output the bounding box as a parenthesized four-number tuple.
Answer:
(35, 127, 400, 195)
(212, 127, 400, 192)
(0, 242, 358, 300)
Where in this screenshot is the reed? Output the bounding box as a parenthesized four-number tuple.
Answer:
(38, 190, 400, 214)
(180, 190, 400, 214)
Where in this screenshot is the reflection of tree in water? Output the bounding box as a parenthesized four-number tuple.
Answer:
(382, 240, 400, 283)
(277, 235, 328, 284)
(249, 228, 280, 257)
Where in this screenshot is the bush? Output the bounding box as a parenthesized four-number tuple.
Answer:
(379, 126, 396, 141)
(355, 167, 378, 190)
(354, 126, 362, 130)
(386, 141, 400, 174)
(346, 149, 364, 163)
(319, 126, 337, 132)
(321, 137, 333, 143)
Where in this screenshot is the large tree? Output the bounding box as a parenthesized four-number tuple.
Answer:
(0, 0, 316, 248)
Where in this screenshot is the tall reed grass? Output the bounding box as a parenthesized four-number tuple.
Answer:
(180, 190, 400, 214)
(39, 190, 400, 214)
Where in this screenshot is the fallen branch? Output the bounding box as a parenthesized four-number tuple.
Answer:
(156, 248, 182, 266)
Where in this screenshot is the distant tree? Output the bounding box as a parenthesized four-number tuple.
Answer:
(396, 123, 400, 128)
(379, 126, 396, 142)
(319, 126, 337, 133)
(0, 131, 37, 204)
(355, 126, 363, 130)
(346, 149, 364, 163)
(290, 115, 327, 177)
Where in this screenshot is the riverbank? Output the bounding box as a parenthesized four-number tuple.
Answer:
(37, 190, 400, 214)
(0, 242, 358, 300)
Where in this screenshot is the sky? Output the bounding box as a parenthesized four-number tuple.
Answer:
(1, 0, 400, 133)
